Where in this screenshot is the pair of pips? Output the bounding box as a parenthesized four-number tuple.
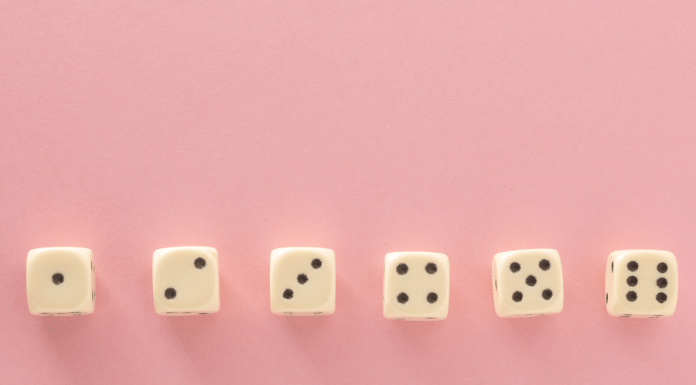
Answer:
(25, 247, 678, 319)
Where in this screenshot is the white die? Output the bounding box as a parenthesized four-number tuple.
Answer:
(26, 247, 95, 316)
(383, 252, 450, 321)
(492, 249, 564, 317)
(152, 247, 220, 316)
(605, 250, 678, 318)
(270, 247, 335, 316)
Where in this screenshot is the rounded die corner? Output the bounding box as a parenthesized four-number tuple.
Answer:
(70, 247, 94, 258)
(152, 248, 169, 263)
(80, 307, 95, 316)
(318, 304, 336, 316)
(384, 252, 403, 267)
(270, 247, 289, 260)
(269, 303, 284, 315)
(608, 250, 628, 259)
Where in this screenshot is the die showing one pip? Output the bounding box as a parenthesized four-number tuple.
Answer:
(383, 252, 450, 321)
(270, 247, 336, 315)
(153, 246, 220, 315)
(605, 250, 678, 318)
(26, 247, 95, 316)
(492, 249, 564, 317)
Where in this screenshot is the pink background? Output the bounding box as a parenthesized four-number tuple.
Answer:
(1, 1, 695, 384)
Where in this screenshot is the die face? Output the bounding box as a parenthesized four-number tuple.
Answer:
(606, 250, 677, 318)
(383, 252, 449, 320)
(26, 247, 95, 316)
(270, 247, 336, 315)
(492, 249, 563, 317)
(153, 247, 220, 316)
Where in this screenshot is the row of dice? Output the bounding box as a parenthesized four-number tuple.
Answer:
(26, 247, 678, 319)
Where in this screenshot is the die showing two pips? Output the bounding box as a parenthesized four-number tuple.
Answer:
(153, 247, 220, 315)
(25, 247, 678, 319)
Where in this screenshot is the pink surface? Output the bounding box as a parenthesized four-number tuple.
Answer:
(1, 1, 695, 384)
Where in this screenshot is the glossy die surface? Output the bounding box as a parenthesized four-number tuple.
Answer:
(153, 246, 220, 316)
(270, 247, 336, 316)
(605, 250, 678, 318)
(492, 249, 563, 318)
(26, 247, 95, 316)
(383, 252, 449, 321)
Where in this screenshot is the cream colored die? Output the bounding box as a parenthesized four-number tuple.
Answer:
(492, 249, 563, 317)
(270, 247, 335, 316)
(383, 252, 450, 321)
(153, 247, 220, 316)
(605, 250, 678, 318)
(26, 247, 95, 316)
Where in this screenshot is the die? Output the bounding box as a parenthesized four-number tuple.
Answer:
(270, 247, 336, 315)
(492, 249, 564, 317)
(605, 250, 678, 318)
(383, 252, 450, 321)
(152, 246, 220, 315)
(26, 247, 95, 316)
